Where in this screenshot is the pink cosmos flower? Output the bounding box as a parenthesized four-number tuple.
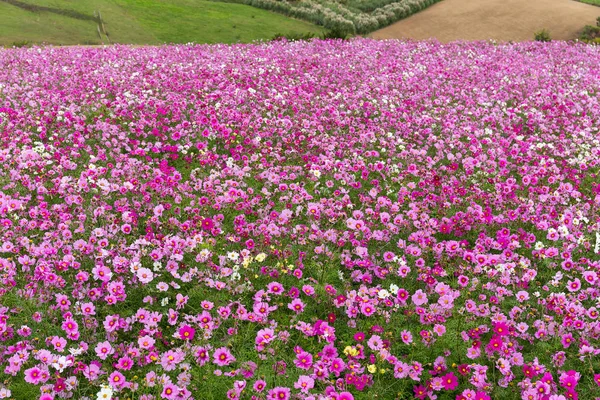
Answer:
(116, 356, 133, 371)
(401, 330, 413, 344)
(253, 379, 267, 392)
(567, 278, 581, 292)
(433, 324, 446, 337)
(360, 302, 375, 317)
(61, 319, 78, 334)
(330, 357, 346, 376)
(108, 371, 126, 389)
(136, 267, 154, 284)
(367, 335, 383, 351)
(80, 302, 95, 316)
(194, 347, 209, 366)
(161, 349, 184, 371)
(24, 367, 42, 384)
(294, 375, 314, 393)
(287, 298, 305, 314)
(561, 333, 574, 349)
(267, 282, 284, 295)
(516, 290, 530, 303)
(213, 347, 235, 366)
(412, 289, 428, 306)
(301, 285, 315, 296)
(95, 341, 114, 360)
(294, 351, 313, 370)
(162, 383, 179, 399)
(48, 336, 66, 353)
(138, 335, 155, 350)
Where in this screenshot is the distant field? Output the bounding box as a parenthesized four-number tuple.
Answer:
(372, 0, 599, 42)
(0, 0, 322, 46)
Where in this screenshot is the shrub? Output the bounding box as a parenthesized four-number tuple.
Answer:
(11, 40, 31, 48)
(579, 24, 600, 43)
(321, 26, 353, 39)
(271, 31, 317, 41)
(534, 29, 551, 42)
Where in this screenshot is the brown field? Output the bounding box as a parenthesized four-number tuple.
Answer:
(371, 0, 599, 42)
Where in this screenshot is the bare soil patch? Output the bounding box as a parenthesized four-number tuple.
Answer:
(370, 0, 598, 42)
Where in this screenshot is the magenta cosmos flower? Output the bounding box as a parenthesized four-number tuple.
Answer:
(178, 325, 195, 341)
(267, 387, 290, 400)
(441, 372, 459, 390)
(338, 392, 354, 400)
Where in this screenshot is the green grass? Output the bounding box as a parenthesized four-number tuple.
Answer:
(0, 0, 322, 46)
(578, 0, 600, 6)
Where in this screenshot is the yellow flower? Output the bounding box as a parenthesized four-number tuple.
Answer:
(367, 364, 377, 374)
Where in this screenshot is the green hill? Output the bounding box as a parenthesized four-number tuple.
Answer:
(0, 0, 322, 45)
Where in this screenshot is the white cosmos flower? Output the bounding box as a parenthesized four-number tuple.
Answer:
(69, 347, 84, 356)
(96, 385, 113, 400)
(52, 355, 72, 372)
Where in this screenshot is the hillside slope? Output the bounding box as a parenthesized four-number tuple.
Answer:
(0, 0, 322, 45)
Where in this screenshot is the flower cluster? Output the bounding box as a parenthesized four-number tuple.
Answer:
(0, 39, 599, 400)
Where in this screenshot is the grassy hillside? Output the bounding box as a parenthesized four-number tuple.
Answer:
(0, 0, 322, 45)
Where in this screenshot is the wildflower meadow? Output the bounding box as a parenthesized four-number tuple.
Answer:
(0, 39, 599, 400)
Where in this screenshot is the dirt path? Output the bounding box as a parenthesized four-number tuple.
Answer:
(371, 0, 598, 42)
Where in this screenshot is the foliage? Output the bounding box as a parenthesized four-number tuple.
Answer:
(9, 39, 31, 47)
(534, 29, 551, 42)
(235, 0, 443, 34)
(271, 31, 318, 41)
(321, 25, 353, 39)
(579, 24, 600, 44)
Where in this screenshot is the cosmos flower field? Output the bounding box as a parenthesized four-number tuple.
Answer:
(0, 39, 599, 400)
